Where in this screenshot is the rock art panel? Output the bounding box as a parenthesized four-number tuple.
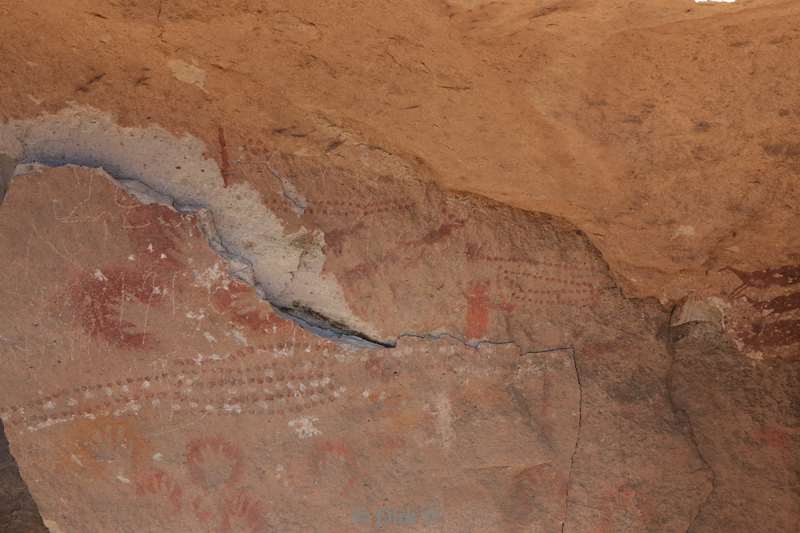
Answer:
(719, 264, 800, 359)
(0, 162, 791, 531)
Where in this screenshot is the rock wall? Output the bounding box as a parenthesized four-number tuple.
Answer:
(0, 1, 798, 532)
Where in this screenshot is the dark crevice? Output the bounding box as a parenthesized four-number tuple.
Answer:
(560, 348, 583, 533)
(273, 304, 392, 348)
(0, 420, 47, 533)
(0, 154, 15, 204)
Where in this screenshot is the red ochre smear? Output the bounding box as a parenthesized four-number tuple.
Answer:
(464, 281, 515, 340)
(68, 266, 166, 349)
(136, 468, 183, 510)
(220, 489, 267, 533)
(465, 281, 491, 339)
(186, 437, 244, 492)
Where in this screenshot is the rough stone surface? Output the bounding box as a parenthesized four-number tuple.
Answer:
(0, 1, 798, 532)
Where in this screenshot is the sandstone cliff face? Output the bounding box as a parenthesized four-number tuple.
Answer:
(0, 1, 798, 532)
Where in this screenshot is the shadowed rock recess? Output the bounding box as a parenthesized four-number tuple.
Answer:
(0, 421, 47, 533)
(0, 1, 798, 531)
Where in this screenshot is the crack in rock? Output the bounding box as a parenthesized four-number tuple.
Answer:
(560, 347, 583, 533)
